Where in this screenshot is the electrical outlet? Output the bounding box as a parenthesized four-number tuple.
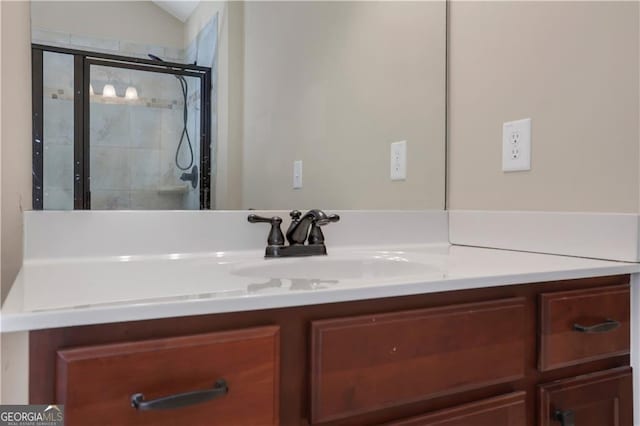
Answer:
(293, 160, 302, 189)
(502, 118, 531, 172)
(390, 141, 407, 181)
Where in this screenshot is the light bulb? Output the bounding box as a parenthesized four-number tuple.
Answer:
(89, 84, 95, 96)
(102, 84, 116, 98)
(125, 86, 138, 100)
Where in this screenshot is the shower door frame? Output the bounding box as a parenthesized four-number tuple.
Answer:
(32, 44, 213, 210)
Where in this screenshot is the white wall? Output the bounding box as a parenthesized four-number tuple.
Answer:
(31, 1, 184, 50)
(240, 1, 446, 210)
(448, 1, 640, 213)
(1, 1, 32, 302)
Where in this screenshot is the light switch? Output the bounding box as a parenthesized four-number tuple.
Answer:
(390, 141, 407, 181)
(293, 160, 303, 189)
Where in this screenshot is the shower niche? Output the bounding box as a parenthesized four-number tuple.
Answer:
(32, 46, 212, 210)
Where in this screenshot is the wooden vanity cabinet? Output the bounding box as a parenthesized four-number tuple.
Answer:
(56, 326, 280, 426)
(384, 392, 527, 426)
(538, 367, 633, 426)
(538, 285, 630, 371)
(29, 274, 632, 425)
(536, 284, 633, 426)
(310, 298, 526, 423)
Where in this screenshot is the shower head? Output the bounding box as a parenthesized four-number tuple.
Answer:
(148, 53, 185, 84)
(148, 54, 165, 62)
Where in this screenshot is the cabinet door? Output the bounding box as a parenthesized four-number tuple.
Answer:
(56, 326, 279, 426)
(538, 367, 632, 426)
(385, 392, 526, 426)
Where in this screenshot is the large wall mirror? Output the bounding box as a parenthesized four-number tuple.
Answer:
(30, 1, 446, 211)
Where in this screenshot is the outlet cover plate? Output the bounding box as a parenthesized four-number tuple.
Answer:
(502, 118, 531, 172)
(390, 140, 407, 181)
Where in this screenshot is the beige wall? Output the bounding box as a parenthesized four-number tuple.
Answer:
(240, 1, 446, 210)
(448, 1, 640, 213)
(0, 332, 29, 404)
(0, 0, 3, 305)
(0, 0, 3, 303)
(1, 1, 32, 302)
(31, 1, 184, 49)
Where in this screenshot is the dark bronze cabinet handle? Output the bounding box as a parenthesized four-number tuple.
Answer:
(573, 318, 620, 334)
(555, 409, 575, 426)
(130, 379, 228, 411)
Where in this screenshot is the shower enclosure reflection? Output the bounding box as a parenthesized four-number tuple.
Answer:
(34, 47, 212, 210)
(31, 1, 217, 210)
(89, 64, 203, 210)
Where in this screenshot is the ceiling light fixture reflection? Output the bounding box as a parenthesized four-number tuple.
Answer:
(125, 86, 138, 100)
(102, 84, 116, 98)
(89, 84, 95, 96)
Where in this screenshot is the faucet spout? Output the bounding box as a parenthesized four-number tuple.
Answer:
(286, 209, 335, 245)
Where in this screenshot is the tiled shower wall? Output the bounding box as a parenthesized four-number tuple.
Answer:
(89, 66, 200, 210)
(37, 24, 216, 210)
(32, 29, 184, 61)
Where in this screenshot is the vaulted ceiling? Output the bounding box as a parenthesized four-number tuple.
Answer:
(152, 1, 200, 22)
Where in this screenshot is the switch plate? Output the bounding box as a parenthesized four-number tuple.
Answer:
(293, 160, 303, 189)
(390, 140, 407, 181)
(502, 118, 531, 172)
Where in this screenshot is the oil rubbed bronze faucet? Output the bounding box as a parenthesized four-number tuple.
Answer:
(248, 209, 340, 258)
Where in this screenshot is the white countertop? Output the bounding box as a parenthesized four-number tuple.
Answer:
(1, 244, 638, 332)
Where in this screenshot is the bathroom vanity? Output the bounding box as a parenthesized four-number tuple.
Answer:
(7, 1, 636, 425)
(1, 210, 637, 426)
(4, 243, 635, 426)
(26, 274, 633, 426)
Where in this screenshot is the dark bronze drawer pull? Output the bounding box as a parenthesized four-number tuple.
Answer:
(554, 409, 575, 426)
(130, 379, 228, 411)
(573, 319, 620, 334)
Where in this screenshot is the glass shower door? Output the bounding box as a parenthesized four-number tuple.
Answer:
(88, 63, 204, 210)
(40, 51, 75, 210)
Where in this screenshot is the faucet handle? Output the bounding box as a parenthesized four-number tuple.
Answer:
(289, 210, 302, 220)
(248, 214, 285, 246)
(308, 213, 340, 245)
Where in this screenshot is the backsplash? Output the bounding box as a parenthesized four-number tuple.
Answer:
(22, 210, 449, 260)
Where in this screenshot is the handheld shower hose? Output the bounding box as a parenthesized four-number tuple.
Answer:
(148, 54, 195, 172)
(147, 54, 199, 190)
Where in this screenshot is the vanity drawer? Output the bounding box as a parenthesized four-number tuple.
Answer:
(310, 298, 526, 424)
(538, 367, 633, 426)
(538, 284, 630, 371)
(384, 391, 526, 426)
(56, 326, 279, 426)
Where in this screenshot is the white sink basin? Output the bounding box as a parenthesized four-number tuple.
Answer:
(231, 257, 439, 280)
